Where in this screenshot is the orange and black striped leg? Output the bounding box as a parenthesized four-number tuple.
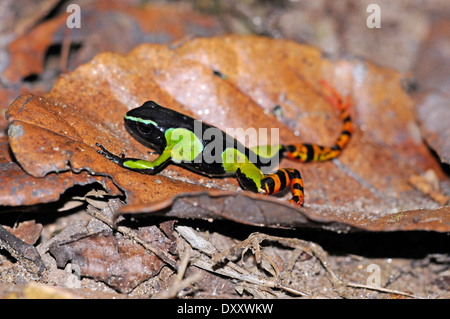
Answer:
(286, 168, 305, 205)
(261, 168, 305, 205)
(282, 81, 353, 163)
(321, 80, 354, 153)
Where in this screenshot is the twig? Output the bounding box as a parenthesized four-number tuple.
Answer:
(153, 250, 202, 299)
(176, 249, 191, 282)
(346, 282, 422, 299)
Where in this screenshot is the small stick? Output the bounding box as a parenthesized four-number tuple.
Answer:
(154, 250, 202, 299)
(346, 282, 421, 299)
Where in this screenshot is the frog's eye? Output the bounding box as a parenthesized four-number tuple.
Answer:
(137, 122, 152, 135)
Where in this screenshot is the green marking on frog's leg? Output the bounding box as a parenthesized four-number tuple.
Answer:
(221, 148, 248, 173)
(236, 163, 264, 191)
(165, 128, 204, 163)
(123, 148, 172, 171)
(221, 148, 264, 191)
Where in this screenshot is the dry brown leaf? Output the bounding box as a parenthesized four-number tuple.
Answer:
(0, 135, 120, 206)
(133, 191, 450, 233)
(3, 220, 42, 245)
(5, 35, 449, 232)
(48, 221, 175, 293)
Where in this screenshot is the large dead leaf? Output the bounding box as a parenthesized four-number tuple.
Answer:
(5, 35, 449, 232)
(0, 135, 119, 206)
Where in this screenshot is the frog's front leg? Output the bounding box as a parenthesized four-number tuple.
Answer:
(96, 143, 171, 174)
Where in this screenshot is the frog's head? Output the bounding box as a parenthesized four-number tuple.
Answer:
(124, 101, 168, 152)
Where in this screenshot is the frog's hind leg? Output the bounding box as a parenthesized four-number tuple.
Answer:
(260, 168, 304, 205)
(283, 81, 353, 163)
